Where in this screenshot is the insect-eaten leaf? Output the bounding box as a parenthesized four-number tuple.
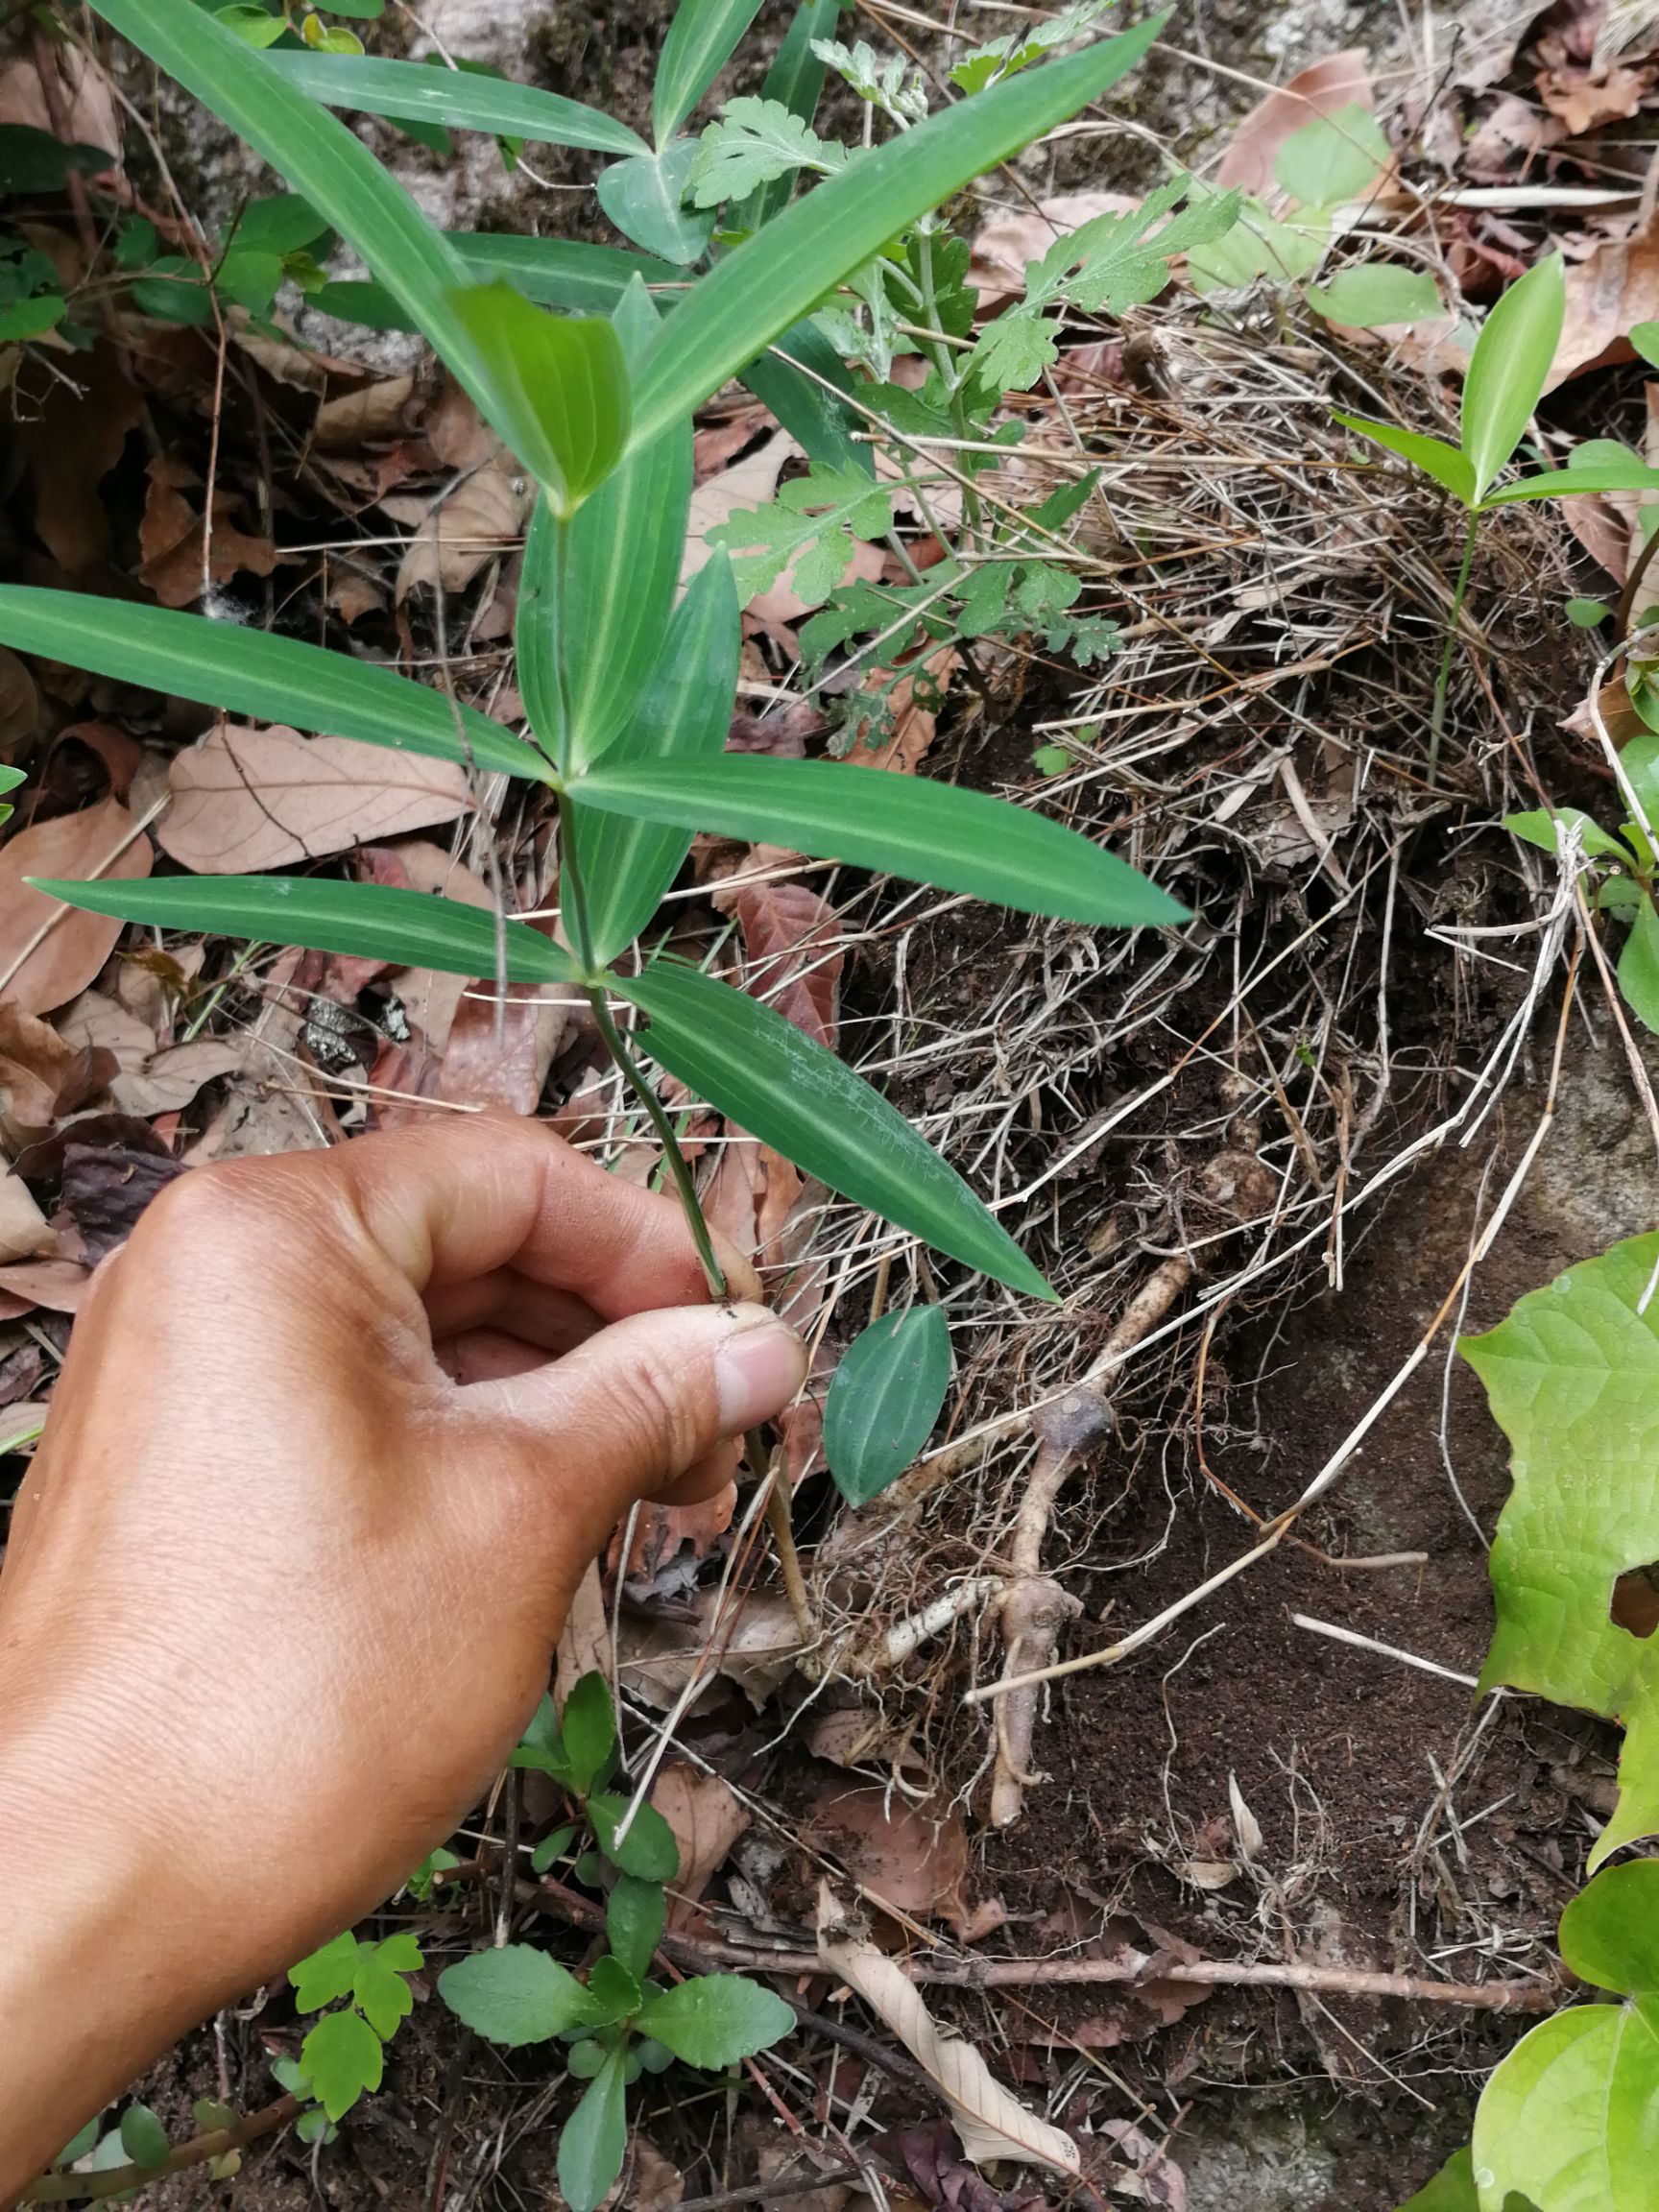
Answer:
(446, 285, 631, 517)
(824, 1304, 953, 1503)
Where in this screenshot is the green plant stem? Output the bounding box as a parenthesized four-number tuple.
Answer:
(1428, 510, 1479, 790)
(915, 226, 981, 541)
(23, 2099, 301, 2203)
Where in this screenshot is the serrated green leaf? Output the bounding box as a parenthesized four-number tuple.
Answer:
(300, 2009, 383, 2121)
(613, 959, 1053, 1297)
(687, 96, 844, 208)
(1502, 807, 1628, 862)
(119, 2105, 171, 2173)
(263, 51, 646, 155)
(1472, 2004, 1659, 2210)
(572, 752, 1190, 926)
(517, 282, 691, 774)
(446, 286, 630, 517)
(824, 1305, 953, 1503)
(1023, 177, 1240, 318)
(971, 305, 1058, 394)
(589, 1791, 681, 1880)
(607, 1874, 666, 1979)
(598, 142, 716, 266)
(558, 2049, 630, 2212)
(31, 875, 579, 987)
(629, 16, 1167, 451)
(635, 1973, 794, 2066)
(741, 0, 839, 227)
(569, 553, 740, 965)
(588, 1954, 643, 2022)
(559, 1671, 617, 1793)
(1274, 102, 1388, 209)
(1396, 2150, 1479, 2210)
(1333, 411, 1477, 503)
(290, 1931, 362, 2013)
(1306, 262, 1443, 327)
(1463, 253, 1564, 500)
(654, 0, 767, 145)
(85, 0, 579, 478)
(353, 1932, 423, 2039)
(0, 587, 538, 780)
(439, 1945, 604, 2046)
(1464, 1231, 1659, 1864)
(707, 461, 894, 601)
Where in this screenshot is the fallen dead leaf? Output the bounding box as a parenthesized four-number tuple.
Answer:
(621, 1586, 803, 1711)
(628, 2139, 685, 2212)
(0, 1257, 88, 1310)
(57, 990, 242, 1118)
(0, 648, 38, 758)
(611, 1484, 738, 1608)
(1023, 1896, 1210, 2050)
(15, 345, 144, 575)
(438, 979, 565, 1115)
(57, 1140, 185, 1262)
(397, 459, 533, 599)
(805, 1782, 987, 1936)
(314, 373, 416, 450)
(0, 998, 112, 1137)
(714, 859, 843, 1051)
(652, 1765, 751, 1926)
(817, 1887, 1080, 2176)
(554, 1561, 610, 1710)
(0, 797, 152, 1015)
(0, 1173, 52, 1263)
(1537, 57, 1650, 132)
(878, 2122, 1043, 2212)
(139, 455, 278, 610)
(1549, 212, 1659, 388)
(0, 44, 119, 158)
(842, 647, 958, 774)
(1215, 50, 1375, 197)
(685, 431, 799, 585)
(158, 724, 470, 874)
(1100, 2121, 1186, 2211)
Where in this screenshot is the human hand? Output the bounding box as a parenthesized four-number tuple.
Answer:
(0, 1118, 805, 2200)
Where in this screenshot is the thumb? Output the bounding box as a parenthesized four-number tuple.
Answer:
(490, 1301, 806, 1542)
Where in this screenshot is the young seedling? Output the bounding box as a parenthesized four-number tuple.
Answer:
(1335, 253, 1659, 784)
(439, 1674, 793, 2212)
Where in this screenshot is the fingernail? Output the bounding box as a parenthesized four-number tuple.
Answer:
(715, 1310, 805, 1431)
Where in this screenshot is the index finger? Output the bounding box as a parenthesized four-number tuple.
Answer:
(204, 1116, 760, 1321)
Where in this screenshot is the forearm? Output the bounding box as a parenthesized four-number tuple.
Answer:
(0, 1710, 214, 2206)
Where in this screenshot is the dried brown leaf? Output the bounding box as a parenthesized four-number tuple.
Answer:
(0, 648, 38, 759)
(314, 373, 416, 450)
(0, 797, 152, 1014)
(158, 724, 470, 874)
(15, 344, 143, 575)
(138, 456, 278, 610)
(652, 1765, 750, 1925)
(804, 1783, 979, 1934)
(1549, 211, 1659, 388)
(437, 979, 565, 1115)
(0, 1172, 52, 1263)
(397, 459, 532, 599)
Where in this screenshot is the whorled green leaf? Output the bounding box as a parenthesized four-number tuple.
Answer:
(634, 1974, 795, 2066)
(570, 554, 740, 966)
(628, 14, 1168, 451)
(438, 1944, 604, 2047)
(1462, 253, 1564, 501)
(740, 0, 840, 228)
(613, 958, 1054, 1298)
(1481, 460, 1659, 508)
(517, 280, 692, 775)
(263, 51, 646, 156)
(558, 2048, 629, 2212)
(588, 1955, 642, 2023)
(30, 876, 579, 987)
(0, 588, 538, 781)
(654, 0, 767, 146)
(572, 752, 1189, 926)
(1332, 411, 1477, 505)
(823, 1304, 953, 1503)
(446, 286, 631, 518)
(597, 142, 716, 266)
(1472, 2006, 1657, 2211)
(1464, 1231, 1659, 1864)
(86, 0, 569, 479)
(300, 2009, 383, 2122)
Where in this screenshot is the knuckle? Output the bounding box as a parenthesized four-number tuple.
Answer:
(607, 1355, 707, 1480)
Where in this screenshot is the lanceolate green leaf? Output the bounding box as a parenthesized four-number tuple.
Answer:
(633, 1975, 795, 2067)
(263, 51, 647, 156)
(743, 318, 869, 474)
(654, 0, 767, 147)
(31, 875, 579, 987)
(824, 1304, 954, 1503)
(570, 554, 740, 965)
(572, 753, 1189, 926)
(0, 588, 539, 781)
(1481, 460, 1659, 507)
(1332, 412, 1477, 505)
(559, 2049, 629, 2212)
(446, 286, 631, 518)
(613, 959, 1054, 1297)
(628, 15, 1169, 450)
(1463, 1231, 1659, 1866)
(1462, 252, 1564, 500)
(86, 0, 551, 474)
(457, 233, 676, 308)
(517, 280, 692, 771)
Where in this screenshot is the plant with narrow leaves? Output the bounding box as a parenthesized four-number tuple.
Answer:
(1335, 254, 1659, 781)
(437, 1674, 792, 2212)
(4, 0, 1184, 1327)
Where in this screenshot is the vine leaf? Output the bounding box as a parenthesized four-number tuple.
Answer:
(1463, 1231, 1659, 1866)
